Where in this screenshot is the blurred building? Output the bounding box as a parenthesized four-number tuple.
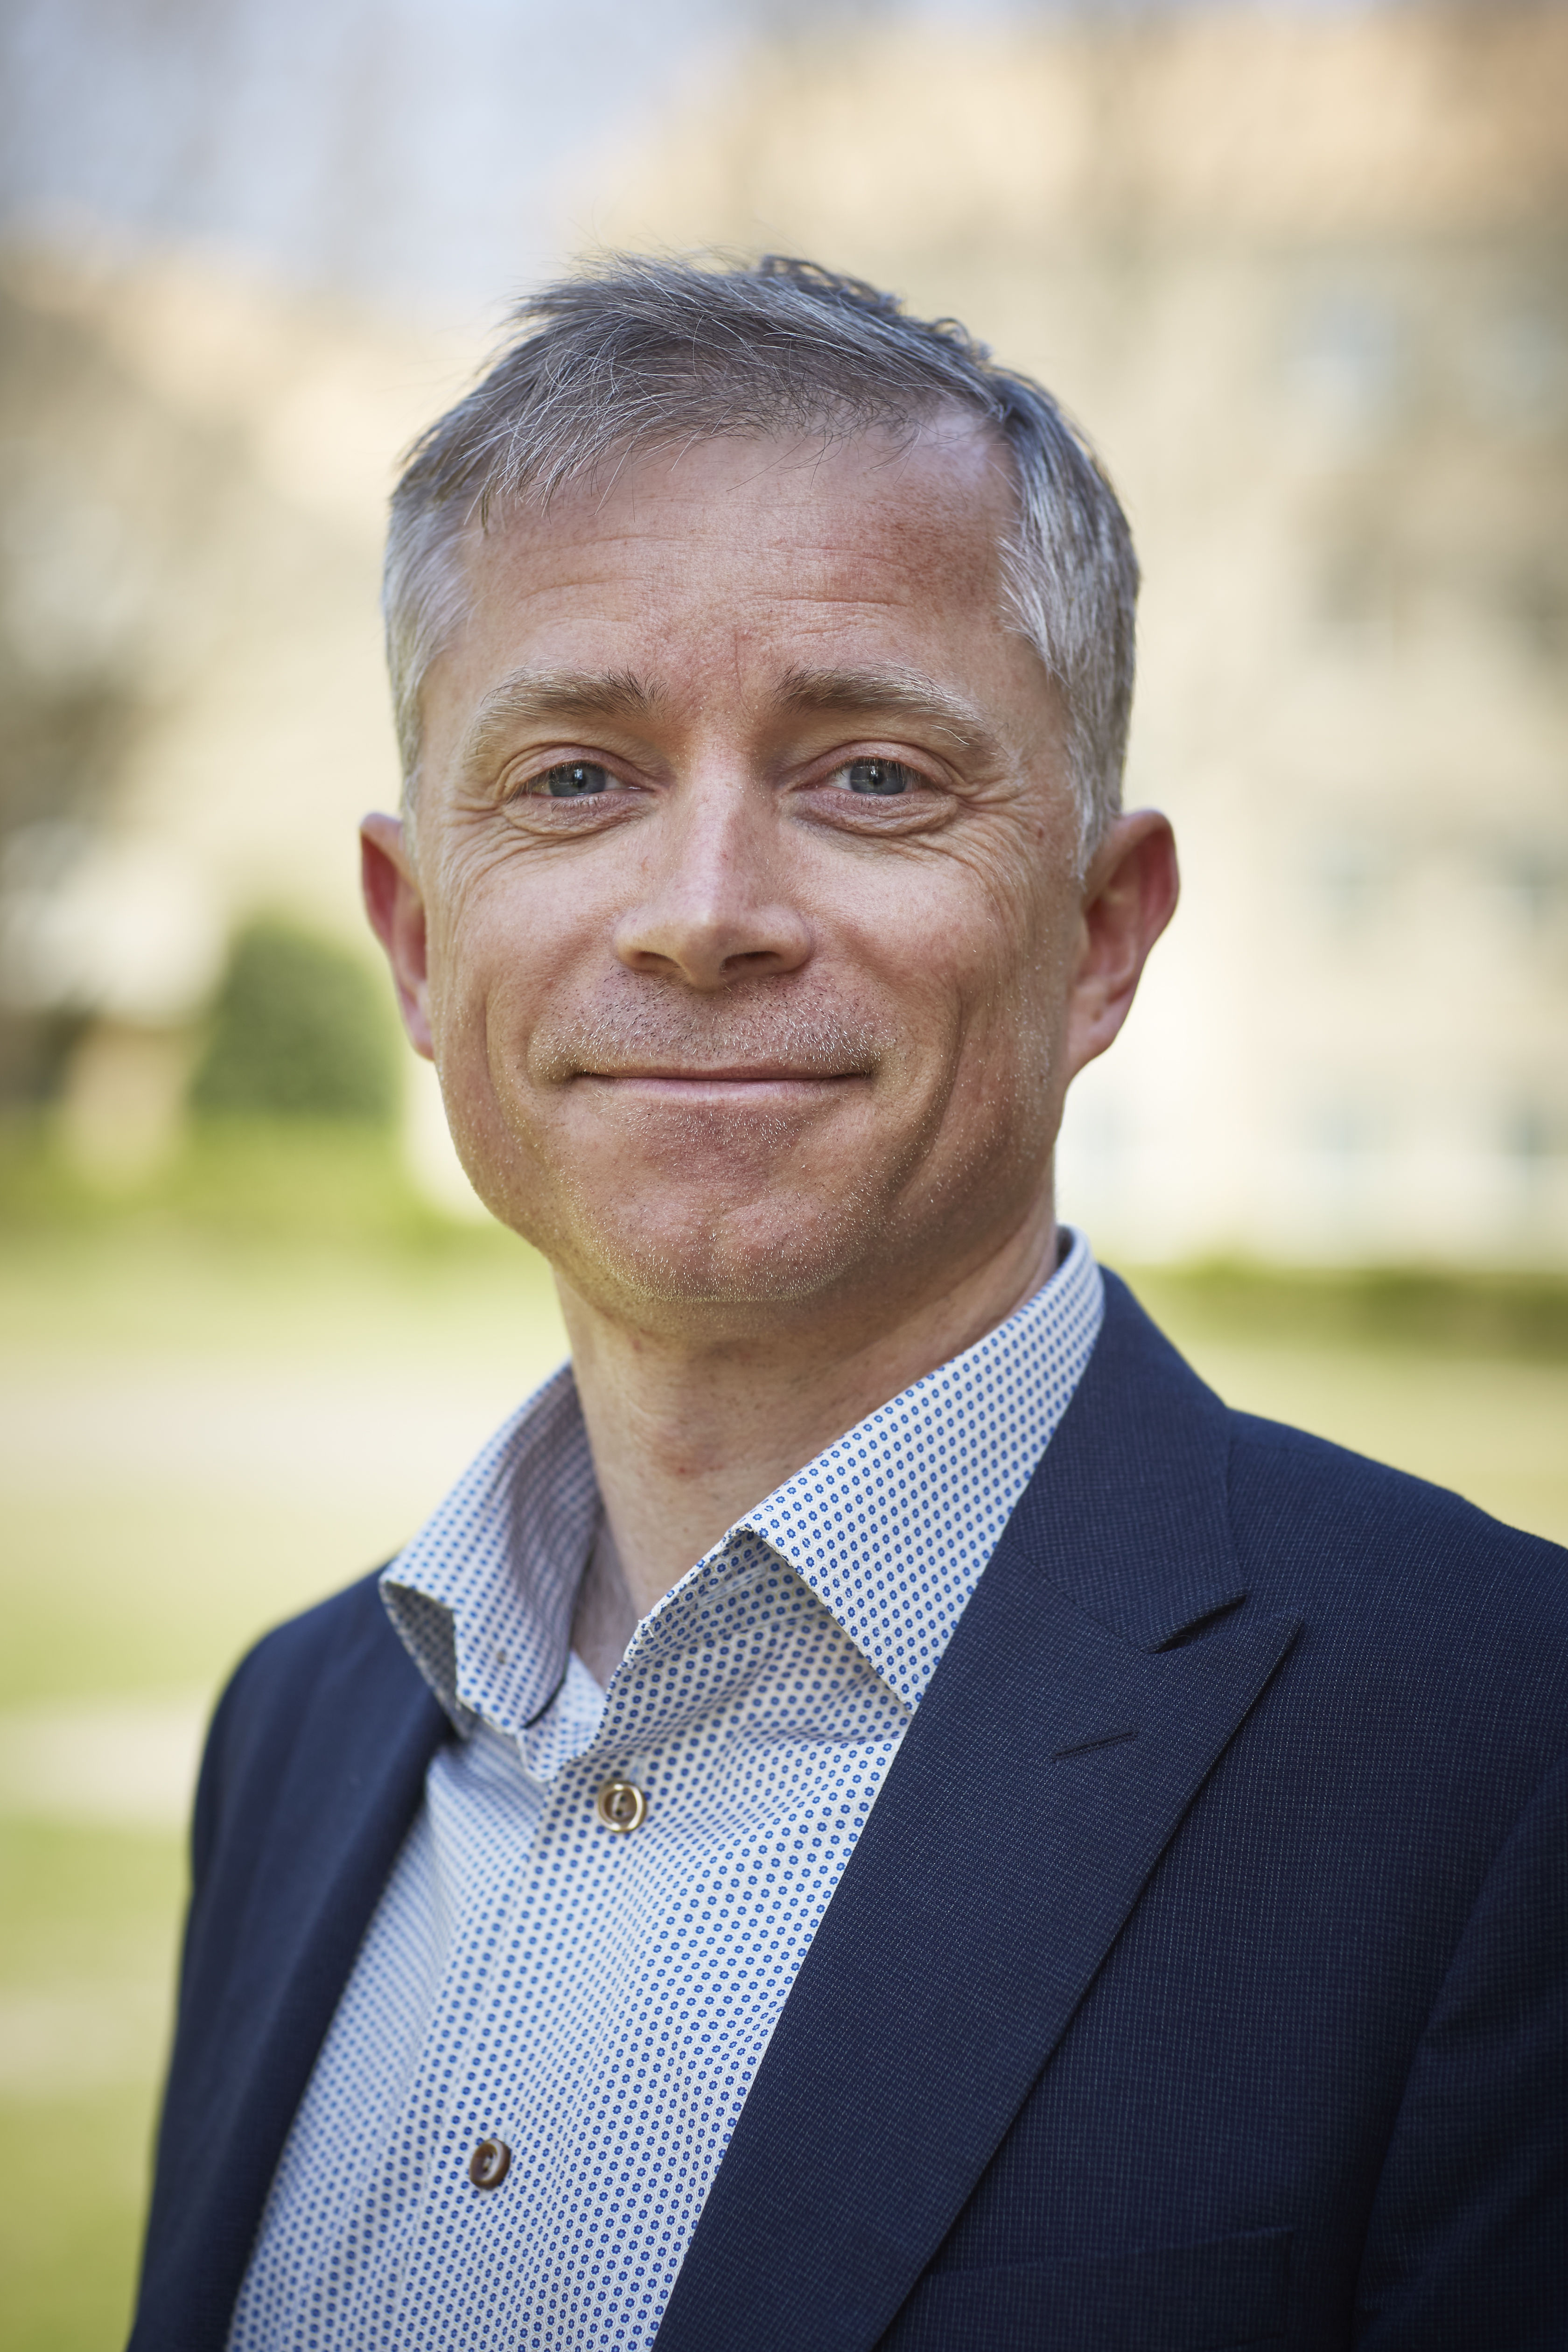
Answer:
(2, 1, 1565, 1261)
(0, 241, 472, 1169)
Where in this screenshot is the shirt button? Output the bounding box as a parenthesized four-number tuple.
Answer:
(468, 2137, 511, 2190)
(595, 1776, 648, 1833)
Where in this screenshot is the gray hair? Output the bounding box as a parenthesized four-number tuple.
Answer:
(384, 254, 1138, 866)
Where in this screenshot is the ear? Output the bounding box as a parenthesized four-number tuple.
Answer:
(361, 812, 435, 1060)
(1062, 810, 1180, 1081)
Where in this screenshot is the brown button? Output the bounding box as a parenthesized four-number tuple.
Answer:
(595, 1776, 648, 1834)
(468, 2136, 511, 2190)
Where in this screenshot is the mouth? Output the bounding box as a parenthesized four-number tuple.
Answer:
(574, 1065, 868, 1094)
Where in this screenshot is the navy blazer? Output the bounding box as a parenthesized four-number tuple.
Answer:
(130, 1275, 1568, 2350)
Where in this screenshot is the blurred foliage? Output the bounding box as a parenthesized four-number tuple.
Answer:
(1134, 1257, 1568, 1367)
(189, 917, 401, 1126)
(0, 1113, 495, 1254)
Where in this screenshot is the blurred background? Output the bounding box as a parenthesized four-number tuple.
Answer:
(1, 0, 1565, 2341)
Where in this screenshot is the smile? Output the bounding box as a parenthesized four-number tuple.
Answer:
(574, 1067, 868, 1093)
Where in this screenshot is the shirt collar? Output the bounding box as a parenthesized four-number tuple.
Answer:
(383, 1229, 1103, 1732)
(743, 1228, 1101, 1705)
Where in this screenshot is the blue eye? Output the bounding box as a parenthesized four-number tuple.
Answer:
(844, 759, 911, 796)
(540, 762, 610, 798)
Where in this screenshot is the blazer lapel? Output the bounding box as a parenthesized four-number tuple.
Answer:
(655, 1276, 1302, 2352)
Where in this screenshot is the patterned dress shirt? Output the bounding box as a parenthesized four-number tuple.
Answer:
(228, 1230, 1104, 2352)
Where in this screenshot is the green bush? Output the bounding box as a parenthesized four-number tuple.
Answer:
(189, 917, 400, 1125)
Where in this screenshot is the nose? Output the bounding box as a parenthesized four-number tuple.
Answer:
(611, 777, 812, 990)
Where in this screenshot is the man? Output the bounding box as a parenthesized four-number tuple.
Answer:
(131, 257, 1565, 2352)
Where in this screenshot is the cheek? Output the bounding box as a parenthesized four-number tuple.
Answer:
(853, 840, 1062, 1033)
(420, 876, 527, 1089)
(422, 841, 573, 1027)
(929, 863, 1079, 1117)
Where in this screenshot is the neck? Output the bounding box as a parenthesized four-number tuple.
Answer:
(558, 1189, 1060, 1647)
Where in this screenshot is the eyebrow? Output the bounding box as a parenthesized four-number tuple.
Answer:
(457, 661, 1001, 780)
(776, 666, 1000, 757)
(459, 669, 662, 779)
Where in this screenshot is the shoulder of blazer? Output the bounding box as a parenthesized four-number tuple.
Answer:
(190, 1568, 432, 1863)
(1227, 1397, 1568, 1564)
(130, 1570, 449, 2352)
(1221, 1386, 1568, 1670)
(1088, 1271, 1568, 1649)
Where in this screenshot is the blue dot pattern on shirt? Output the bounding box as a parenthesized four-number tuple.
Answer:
(227, 1232, 1103, 2352)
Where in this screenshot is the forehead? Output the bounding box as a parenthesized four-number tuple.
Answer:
(445, 420, 1021, 689)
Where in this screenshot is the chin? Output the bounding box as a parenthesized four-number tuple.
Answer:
(545, 1192, 890, 1319)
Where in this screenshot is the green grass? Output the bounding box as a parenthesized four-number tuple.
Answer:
(0, 1114, 464, 1252)
(0, 1820, 183, 2352)
(2, 1126, 1565, 2349)
(0, 2088, 170, 2352)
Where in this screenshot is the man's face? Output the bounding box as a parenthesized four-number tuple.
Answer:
(368, 421, 1163, 1337)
